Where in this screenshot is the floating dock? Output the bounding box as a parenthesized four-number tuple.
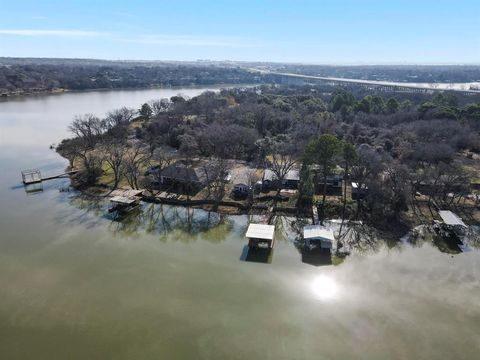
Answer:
(21, 169, 42, 184)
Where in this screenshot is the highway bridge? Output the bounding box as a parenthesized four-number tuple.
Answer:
(250, 69, 480, 94)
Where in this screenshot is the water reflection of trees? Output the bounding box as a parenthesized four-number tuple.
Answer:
(337, 222, 383, 254)
(108, 203, 233, 243)
(53, 194, 105, 229)
(407, 224, 480, 254)
(56, 193, 234, 243)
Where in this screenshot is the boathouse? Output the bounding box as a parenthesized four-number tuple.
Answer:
(303, 225, 335, 250)
(109, 196, 139, 214)
(246, 223, 275, 249)
(438, 210, 467, 228)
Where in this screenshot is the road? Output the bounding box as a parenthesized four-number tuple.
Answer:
(250, 68, 480, 94)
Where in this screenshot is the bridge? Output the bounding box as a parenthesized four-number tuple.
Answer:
(250, 69, 480, 94)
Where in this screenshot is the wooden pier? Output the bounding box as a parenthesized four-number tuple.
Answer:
(21, 169, 78, 184)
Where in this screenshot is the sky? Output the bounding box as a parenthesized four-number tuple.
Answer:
(0, 0, 479, 64)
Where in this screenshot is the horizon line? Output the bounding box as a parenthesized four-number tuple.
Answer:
(1, 56, 480, 67)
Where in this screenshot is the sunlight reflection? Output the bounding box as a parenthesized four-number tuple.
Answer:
(311, 275, 339, 301)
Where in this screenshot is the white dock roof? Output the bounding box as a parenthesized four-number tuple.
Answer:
(438, 210, 467, 228)
(246, 223, 275, 240)
(110, 196, 137, 205)
(303, 225, 335, 241)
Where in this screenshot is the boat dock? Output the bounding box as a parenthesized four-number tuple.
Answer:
(246, 223, 276, 249)
(21, 169, 79, 184)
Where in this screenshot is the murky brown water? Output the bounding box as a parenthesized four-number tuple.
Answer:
(0, 88, 479, 359)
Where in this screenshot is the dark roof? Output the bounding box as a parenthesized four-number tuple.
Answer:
(159, 161, 207, 184)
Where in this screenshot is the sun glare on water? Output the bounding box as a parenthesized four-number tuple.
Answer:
(311, 275, 339, 301)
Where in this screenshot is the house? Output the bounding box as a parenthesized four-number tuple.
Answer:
(262, 168, 300, 190)
(246, 223, 275, 249)
(231, 166, 257, 198)
(417, 176, 469, 196)
(303, 225, 335, 250)
(151, 160, 207, 191)
(314, 174, 343, 194)
(351, 182, 368, 200)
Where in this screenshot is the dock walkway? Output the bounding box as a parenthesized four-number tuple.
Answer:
(21, 169, 79, 184)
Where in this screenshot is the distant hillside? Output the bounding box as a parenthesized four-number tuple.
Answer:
(2, 58, 480, 96)
(0, 58, 268, 96)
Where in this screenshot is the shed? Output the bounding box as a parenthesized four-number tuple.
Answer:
(438, 210, 467, 228)
(246, 223, 275, 249)
(303, 225, 335, 249)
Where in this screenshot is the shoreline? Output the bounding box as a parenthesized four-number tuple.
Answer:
(0, 83, 259, 100)
(69, 179, 410, 243)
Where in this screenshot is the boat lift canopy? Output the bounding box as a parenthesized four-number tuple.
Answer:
(246, 223, 275, 240)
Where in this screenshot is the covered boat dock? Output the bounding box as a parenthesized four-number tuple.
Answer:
(303, 225, 335, 250)
(109, 196, 140, 214)
(246, 223, 275, 249)
(438, 210, 467, 228)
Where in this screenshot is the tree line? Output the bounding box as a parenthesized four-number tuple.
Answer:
(57, 84, 480, 227)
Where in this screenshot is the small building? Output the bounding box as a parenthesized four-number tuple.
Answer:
(246, 223, 275, 249)
(351, 182, 368, 200)
(233, 183, 250, 197)
(303, 225, 335, 250)
(283, 169, 300, 189)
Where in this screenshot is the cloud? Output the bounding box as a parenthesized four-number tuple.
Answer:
(0, 29, 257, 48)
(0, 29, 108, 37)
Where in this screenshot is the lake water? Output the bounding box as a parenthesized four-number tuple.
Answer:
(0, 88, 479, 360)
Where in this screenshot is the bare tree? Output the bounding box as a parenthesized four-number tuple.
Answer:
(245, 168, 260, 205)
(123, 143, 150, 189)
(203, 159, 230, 205)
(68, 114, 104, 148)
(102, 141, 127, 189)
(149, 98, 171, 116)
(144, 150, 174, 194)
(267, 138, 298, 197)
(104, 107, 135, 129)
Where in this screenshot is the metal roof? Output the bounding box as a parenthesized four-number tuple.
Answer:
(303, 225, 335, 241)
(438, 210, 467, 227)
(263, 168, 300, 181)
(110, 196, 137, 205)
(246, 223, 275, 240)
